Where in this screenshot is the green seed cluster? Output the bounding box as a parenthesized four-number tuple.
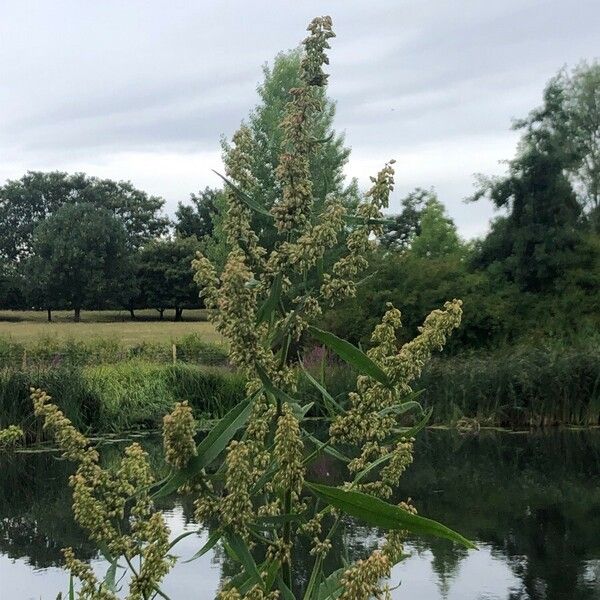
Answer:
(30, 388, 173, 597)
(163, 400, 197, 469)
(0, 424, 24, 448)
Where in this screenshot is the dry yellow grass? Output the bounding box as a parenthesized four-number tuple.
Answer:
(0, 309, 222, 345)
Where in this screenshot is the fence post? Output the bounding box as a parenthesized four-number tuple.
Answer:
(22, 350, 28, 370)
(172, 343, 177, 365)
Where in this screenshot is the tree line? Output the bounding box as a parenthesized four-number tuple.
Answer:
(1, 54, 598, 342)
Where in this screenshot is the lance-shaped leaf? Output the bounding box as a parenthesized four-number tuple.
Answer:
(103, 559, 118, 593)
(154, 398, 253, 498)
(378, 399, 423, 417)
(257, 273, 283, 324)
(394, 407, 433, 439)
(212, 170, 272, 217)
(308, 326, 392, 388)
(256, 363, 297, 405)
(183, 529, 222, 563)
(225, 531, 263, 589)
(300, 360, 344, 417)
(306, 482, 476, 549)
(317, 568, 346, 600)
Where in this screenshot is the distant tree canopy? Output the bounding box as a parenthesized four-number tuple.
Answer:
(514, 61, 600, 224)
(409, 196, 464, 260)
(174, 187, 223, 240)
(380, 188, 433, 251)
(27, 203, 134, 321)
(217, 50, 359, 252)
(136, 236, 203, 321)
(0, 171, 169, 261)
(323, 63, 599, 349)
(0, 60, 597, 341)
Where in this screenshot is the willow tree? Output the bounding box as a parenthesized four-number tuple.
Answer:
(30, 16, 471, 599)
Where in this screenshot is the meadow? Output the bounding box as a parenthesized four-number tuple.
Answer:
(0, 309, 221, 344)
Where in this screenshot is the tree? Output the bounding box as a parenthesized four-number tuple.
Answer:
(472, 143, 581, 292)
(515, 61, 600, 225)
(174, 187, 222, 239)
(28, 204, 134, 321)
(0, 171, 169, 262)
(380, 187, 433, 251)
(0, 260, 26, 310)
(136, 237, 203, 321)
(219, 49, 358, 251)
(409, 196, 464, 259)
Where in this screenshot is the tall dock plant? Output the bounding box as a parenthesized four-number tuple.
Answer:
(30, 16, 472, 600)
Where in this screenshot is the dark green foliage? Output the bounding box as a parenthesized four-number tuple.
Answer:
(472, 145, 581, 292)
(380, 187, 434, 251)
(418, 338, 600, 426)
(0, 367, 100, 440)
(300, 337, 600, 427)
(174, 187, 222, 240)
(27, 203, 135, 320)
(136, 236, 203, 320)
(0, 171, 169, 262)
(514, 61, 600, 222)
(0, 362, 245, 439)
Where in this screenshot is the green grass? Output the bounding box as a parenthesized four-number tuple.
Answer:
(300, 337, 600, 427)
(0, 333, 229, 369)
(0, 309, 222, 345)
(0, 362, 246, 439)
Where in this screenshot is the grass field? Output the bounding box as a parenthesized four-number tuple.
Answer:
(0, 309, 222, 345)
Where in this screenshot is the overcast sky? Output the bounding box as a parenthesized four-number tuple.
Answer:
(1, 1, 598, 238)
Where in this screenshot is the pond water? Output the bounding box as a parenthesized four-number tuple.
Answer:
(1, 429, 599, 599)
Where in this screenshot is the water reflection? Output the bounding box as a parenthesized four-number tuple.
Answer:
(1, 430, 599, 599)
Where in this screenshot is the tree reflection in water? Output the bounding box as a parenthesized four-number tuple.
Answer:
(1, 430, 599, 599)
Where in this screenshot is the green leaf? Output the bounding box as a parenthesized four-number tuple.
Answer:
(256, 364, 297, 405)
(253, 513, 307, 528)
(154, 398, 253, 498)
(304, 432, 350, 463)
(308, 326, 392, 388)
(183, 529, 222, 563)
(317, 568, 346, 600)
(395, 407, 433, 439)
(212, 170, 272, 217)
(257, 273, 283, 324)
(103, 559, 118, 592)
(277, 576, 296, 600)
(300, 360, 343, 417)
(68, 575, 75, 600)
(378, 399, 423, 417)
(306, 482, 476, 549)
(225, 531, 263, 589)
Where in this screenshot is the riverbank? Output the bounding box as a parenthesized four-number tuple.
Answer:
(1, 336, 599, 439)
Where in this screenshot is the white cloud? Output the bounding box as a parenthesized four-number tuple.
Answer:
(0, 0, 598, 237)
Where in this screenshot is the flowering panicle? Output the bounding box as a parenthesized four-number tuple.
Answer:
(269, 198, 346, 274)
(273, 403, 305, 498)
(63, 548, 118, 600)
(221, 440, 254, 537)
(222, 125, 267, 268)
(30, 388, 173, 596)
(321, 162, 395, 303)
(163, 401, 197, 469)
(338, 550, 392, 600)
(0, 424, 24, 448)
(271, 16, 335, 232)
